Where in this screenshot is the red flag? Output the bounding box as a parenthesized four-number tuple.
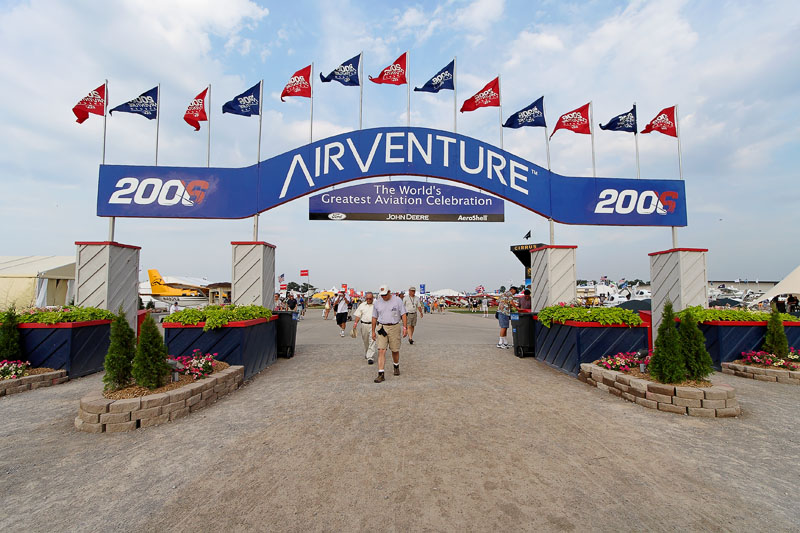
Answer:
(183, 88, 208, 131)
(460, 77, 500, 113)
(369, 53, 407, 85)
(72, 84, 106, 124)
(641, 106, 677, 137)
(280, 65, 312, 102)
(550, 103, 591, 138)
(300, 269, 309, 276)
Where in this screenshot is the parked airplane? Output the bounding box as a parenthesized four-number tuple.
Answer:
(147, 269, 208, 308)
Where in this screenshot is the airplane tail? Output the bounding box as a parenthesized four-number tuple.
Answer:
(148, 269, 169, 294)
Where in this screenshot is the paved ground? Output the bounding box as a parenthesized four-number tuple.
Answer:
(2, 310, 799, 532)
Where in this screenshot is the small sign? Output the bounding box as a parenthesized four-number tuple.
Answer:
(511, 313, 520, 321)
(419, 284, 425, 294)
(300, 269, 309, 276)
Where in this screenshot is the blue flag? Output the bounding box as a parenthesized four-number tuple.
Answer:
(414, 60, 455, 93)
(319, 54, 361, 86)
(110, 86, 158, 120)
(599, 105, 637, 133)
(503, 96, 546, 129)
(222, 82, 261, 116)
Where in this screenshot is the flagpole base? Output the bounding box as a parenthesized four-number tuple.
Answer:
(231, 241, 276, 307)
(529, 245, 577, 312)
(649, 248, 708, 342)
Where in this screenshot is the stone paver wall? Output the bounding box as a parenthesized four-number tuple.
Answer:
(721, 362, 800, 384)
(579, 363, 740, 418)
(0, 370, 69, 397)
(75, 366, 244, 433)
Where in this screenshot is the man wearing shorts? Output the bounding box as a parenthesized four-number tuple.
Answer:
(402, 286, 424, 345)
(496, 287, 518, 349)
(333, 290, 350, 337)
(371, 285, 408, 383)
(480, 295, 489, 317)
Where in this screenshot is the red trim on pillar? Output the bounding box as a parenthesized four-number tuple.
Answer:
(529, 245, 578, 253)
(648, 248, 708, 256)
(230, 241, 277, 249)
(74, 241, 142, 250)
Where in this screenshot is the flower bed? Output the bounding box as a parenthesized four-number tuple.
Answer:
(75, 365, 245, 433)
(579, 363, 740, 418)
(721, 356, 800, 385)
(0, 366, 69, 397)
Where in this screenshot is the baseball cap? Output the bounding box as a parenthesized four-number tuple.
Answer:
(378, 284, 390, 296)
(408, 286, 416, 291)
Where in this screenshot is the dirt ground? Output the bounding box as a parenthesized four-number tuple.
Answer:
(1, 311, 799, 532)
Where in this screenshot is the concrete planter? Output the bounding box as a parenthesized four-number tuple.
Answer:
(721, 362, 800, 384)
(18, 320, 111, 378)
(533, 319, 649, 376)
(0, 370, 69, 397)
(162, 317, 278, 379)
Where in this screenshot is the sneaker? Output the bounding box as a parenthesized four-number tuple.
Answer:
(340, 331, 345, 337)
(503, 344, 511, 349)
(408, 339, 414, 345)
(496, 343, 504, 348)
(374, 373, 385, 383)
(393, 366, 400, 376)
(368, 359, 374, 365)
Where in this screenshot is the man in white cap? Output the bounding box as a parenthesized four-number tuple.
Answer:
(371, 284, 408, 383)
(352, 292, 377, 365)
(402, 286, 424, 345)
(333, 289, 351, 337)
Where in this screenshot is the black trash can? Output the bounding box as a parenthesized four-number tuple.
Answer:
(275, 311, 298, 358)
(511, 312, 535, 358)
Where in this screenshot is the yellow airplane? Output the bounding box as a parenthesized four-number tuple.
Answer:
(147, 269, 208, 308)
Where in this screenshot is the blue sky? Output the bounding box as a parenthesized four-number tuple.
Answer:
(1, 0, 798, 292)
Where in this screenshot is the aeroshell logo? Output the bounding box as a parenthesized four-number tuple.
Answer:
(328, 212, 346, 220)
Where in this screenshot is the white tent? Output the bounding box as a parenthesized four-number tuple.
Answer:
(428, 288, 465, 297)
(749, 264, 800, 307)
(0, 256, 75, 310)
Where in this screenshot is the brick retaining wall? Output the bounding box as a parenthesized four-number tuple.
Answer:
(721, 362, 800, 385)
(578, 363, 740, 418)
(0, 370, 69, 397)
(74, 366, 244, 433)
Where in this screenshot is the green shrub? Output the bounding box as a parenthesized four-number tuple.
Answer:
(676, 306, 799, 323)
(16, 306, 115, 324)
(536, 305, 642, 328)
(165, 305, 272, 331)
(679, 310, 714, 380)
(132, 314, 170, 389)
(0, 306, 24, 361)
(763, 304, 789, 358)
(102, 309, 136, 391)
(649, 301, 686, 384)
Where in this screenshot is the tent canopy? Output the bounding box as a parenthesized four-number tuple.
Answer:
(749, 263, 800, 306)
(0, 256, 75, 310)
(429, 289, 465, 297)
(0, 256, 75, 279)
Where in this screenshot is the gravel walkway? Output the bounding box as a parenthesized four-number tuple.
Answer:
(1, 311, 798, 531)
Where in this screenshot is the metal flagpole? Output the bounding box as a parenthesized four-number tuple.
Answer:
(104, 79, 115, 241)
(207, 83, 211, 167)
(589, 100, 596, 177)
(359, 51, 364, 130)
(253, 80, 263, 240)
(633, 101, 640, 179)
(155, 83, 161, 165)
(498, 75, 503, 150)
(453, 56, 457, 133)
(543, 96, 554, 245)
(310, 63, 314, 143)
(672, 103, 683, 247)
(406, 51, 410, 127)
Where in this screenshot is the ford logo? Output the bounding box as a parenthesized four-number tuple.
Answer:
(328, 213, 346, 220)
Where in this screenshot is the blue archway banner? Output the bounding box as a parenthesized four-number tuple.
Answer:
(97, 126, 687, 226)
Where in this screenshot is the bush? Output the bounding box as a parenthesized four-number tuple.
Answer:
(0, 306, 24, 361)
(132, 313, 170, 389)
(679, 310, 714, 380)
(763, 304, 789, 358)
(16, 306, 115, 324)
(102, 309, 136, 391)
(676, 306, 800, 323)
(649, 301, 686, 383)
(164, 305, 272, 331)
(536, 304, 642, 328)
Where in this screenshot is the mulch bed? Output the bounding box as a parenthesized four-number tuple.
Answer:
(103, 361, 230, 400)
(26, 367, 57, 375)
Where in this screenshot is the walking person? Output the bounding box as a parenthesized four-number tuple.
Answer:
(298, 295, 306, 319)
(371, 285, 408, 383)
(323, 295, 332, 319)
(402, 286, 424, 345)
(352, 292, 377, 364)
(480, 294, 489, 318)
(287, 293, 299, 321)
(333, 290, 351, 337)
(496, 287, 518, 349)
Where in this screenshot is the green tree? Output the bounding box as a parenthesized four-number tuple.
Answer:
(763, 303, 789, 357)
(499, 285, 507, 293)
(679, 310, 714, 380)
(0, 306, 24, 361)
(649, 300, 687, 384)
(132, 313, 170, 389)
(286, 281, 301, 292)
(102, 309, 136, 391)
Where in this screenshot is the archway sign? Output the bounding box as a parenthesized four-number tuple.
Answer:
(97, 126, 687, 227)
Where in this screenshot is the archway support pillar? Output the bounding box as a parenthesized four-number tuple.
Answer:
(649, 248, 708, 341)
(74, 241, 140, 330)
(529, 245, 577, 312)
(231, 241, 276, 307)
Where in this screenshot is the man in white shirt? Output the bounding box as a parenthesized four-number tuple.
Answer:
(371, 284, 408, 383)
(352, 292, 377, 364)
(402, 286, 424, 345)
(333, 290, 351, 337)
(481, 295, 489, 318)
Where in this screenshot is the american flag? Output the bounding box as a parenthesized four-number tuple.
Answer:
(278, 273, 285, 283)
(475, 285, 485, 293)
